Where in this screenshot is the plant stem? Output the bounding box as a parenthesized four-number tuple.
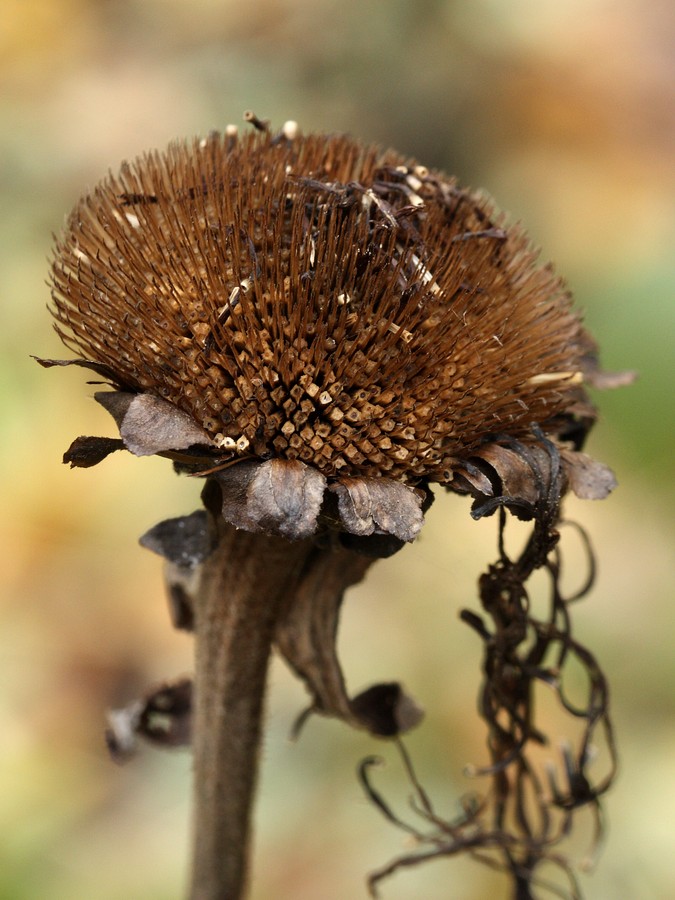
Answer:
(189, 521, 313, 900)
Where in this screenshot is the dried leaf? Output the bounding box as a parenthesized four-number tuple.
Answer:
(63, 435, 125, 467)
(95, 391, 215, 456)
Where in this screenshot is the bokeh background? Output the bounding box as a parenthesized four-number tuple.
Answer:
(2, 1, 673, 898)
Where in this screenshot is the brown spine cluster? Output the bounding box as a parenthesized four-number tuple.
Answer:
(50, 128, 590, 483)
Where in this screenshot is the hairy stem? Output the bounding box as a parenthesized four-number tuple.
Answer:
(189, 521, 313, 900)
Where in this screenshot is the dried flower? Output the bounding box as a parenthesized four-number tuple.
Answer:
(39, 119, 629, 900)
(41, 121, 616, 549)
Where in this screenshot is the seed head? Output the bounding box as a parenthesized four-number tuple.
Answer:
(43, 124, 614, 543)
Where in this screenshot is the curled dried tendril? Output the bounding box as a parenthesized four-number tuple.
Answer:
(361, 440, 617, 899)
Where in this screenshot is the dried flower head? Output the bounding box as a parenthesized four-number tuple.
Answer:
(40, 120, 631, 899)
(41, 121, 615, 544)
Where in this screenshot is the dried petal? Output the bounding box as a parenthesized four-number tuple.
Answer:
(560, 449, 618, 500)
(214, 459, 327, 540)
(139, 510, 215, 568)
(105, 678, 193, 762)
(95, 391, 215, 456)
(275, 545, 422, 735)
(63, 435, 125, 467)
(32, 355, 131, 388)
(330, 477, 425, 543)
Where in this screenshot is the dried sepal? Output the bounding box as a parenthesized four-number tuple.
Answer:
(139, 511, 217, 631)
(208, 460, 429, 543)
(349, 683, 424, 737)
(447, 434, 618, 518)
(469, 443, 543, 507)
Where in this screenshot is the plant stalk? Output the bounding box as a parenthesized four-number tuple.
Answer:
(188, 521, 313, 900)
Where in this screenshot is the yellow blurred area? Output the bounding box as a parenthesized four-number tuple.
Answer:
(1, 1, 673, 897)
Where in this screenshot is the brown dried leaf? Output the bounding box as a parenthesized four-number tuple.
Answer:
(95, 391, 215, 456)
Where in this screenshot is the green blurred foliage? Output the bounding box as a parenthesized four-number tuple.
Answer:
(1, 1, 673, 898)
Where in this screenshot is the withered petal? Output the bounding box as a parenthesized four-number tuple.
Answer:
(95, 391, 215, 456)
(584, 369, 637, 390)
(214, 459, 327, 540)
(139, 510, 215, 568)
(469, 444, 541, 506)
(63, 435, 125, 467)
(349, 683, 424, 737)
(446, 460, 495, 498)
(559, 449, 617, 500)
(274, 544, 425, 736)
(32, 355, 132, 389)
(330, 477, 425, 543)
(105, 677, 193, 762)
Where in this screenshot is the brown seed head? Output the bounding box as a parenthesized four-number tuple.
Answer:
(49, 127, 593, 487)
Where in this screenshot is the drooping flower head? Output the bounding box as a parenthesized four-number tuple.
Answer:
(43, 120, 613, 545)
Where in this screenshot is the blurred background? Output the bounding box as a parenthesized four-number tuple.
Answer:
(1, 0, 673, 897)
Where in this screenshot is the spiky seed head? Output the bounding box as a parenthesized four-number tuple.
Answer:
(48, 127, 596, 490)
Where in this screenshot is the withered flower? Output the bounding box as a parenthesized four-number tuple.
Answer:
(39, 119, 625, 900)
